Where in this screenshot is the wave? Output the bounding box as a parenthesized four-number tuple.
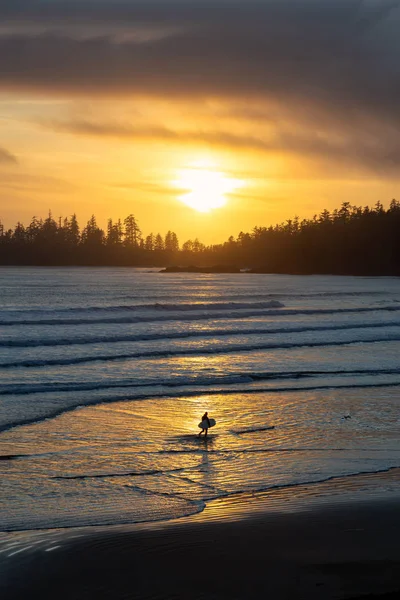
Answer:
(118, 291, 390, 301)
(153, 301, 285, 311)
(1, 367, 400, 397)
(2, 380, 400, 434)
(0, 300, 285, 317)
(1, 304, 400, 327)
(2, 334, 400, 369)
(50, 461, 396, 486)
(0, 375, 251, 396)
(53, 466, 187, 480)
(3, 467, 400, 532)
(2, 320, 400, 349)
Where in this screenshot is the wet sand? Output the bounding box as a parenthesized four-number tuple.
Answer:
(2, 492, 400, 600)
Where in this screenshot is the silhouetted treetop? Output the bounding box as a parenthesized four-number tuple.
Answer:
(0, 201, 399, 274)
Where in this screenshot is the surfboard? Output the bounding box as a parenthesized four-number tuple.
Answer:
(198, 418, 216, 429)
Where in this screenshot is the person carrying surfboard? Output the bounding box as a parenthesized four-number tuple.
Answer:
(198, 412, 211, 437)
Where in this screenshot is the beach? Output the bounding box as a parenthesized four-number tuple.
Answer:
(2, 471, 400, 600)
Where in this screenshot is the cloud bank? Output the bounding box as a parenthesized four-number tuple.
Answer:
(1, 0, 400, 173)
(47, 117, 400, 176)
(1, 1, 399, 111)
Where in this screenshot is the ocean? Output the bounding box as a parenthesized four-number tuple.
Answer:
(1, 267, 400, 531)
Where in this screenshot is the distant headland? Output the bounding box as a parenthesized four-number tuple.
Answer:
(160, 265, 241, 273)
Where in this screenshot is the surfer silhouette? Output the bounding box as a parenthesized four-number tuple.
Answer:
(198, 412, 211, 437)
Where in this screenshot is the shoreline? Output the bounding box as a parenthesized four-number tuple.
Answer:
(2, 471, 400, 599)
(1, 464, 400, 533)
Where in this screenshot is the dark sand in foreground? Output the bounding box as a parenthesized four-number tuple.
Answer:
(2, 475, 400, 600)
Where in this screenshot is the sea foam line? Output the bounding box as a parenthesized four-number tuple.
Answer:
(1, 304, 399, 327)
(0, 300, 284, 319)
(1, 367, 400, 396)
(2, 320, 400, 348)
(1, 334, 400, 369)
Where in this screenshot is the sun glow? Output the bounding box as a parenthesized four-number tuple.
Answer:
(174, 162, 243, 212)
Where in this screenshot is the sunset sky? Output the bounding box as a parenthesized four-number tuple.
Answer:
(1, 0, 399, 243)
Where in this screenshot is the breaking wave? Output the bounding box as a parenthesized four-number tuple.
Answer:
(2, 304, 400, 327)
(2, 319, 400, 348)
(2, 334, 400, 369)
(1, 367, 400, 396)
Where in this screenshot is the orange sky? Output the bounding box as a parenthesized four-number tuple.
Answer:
(1, 1, 399, 244)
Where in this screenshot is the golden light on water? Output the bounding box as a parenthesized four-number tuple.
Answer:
(174, 161, 243, 213)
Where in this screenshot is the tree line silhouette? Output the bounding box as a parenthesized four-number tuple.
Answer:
(1, 200, 399, 274)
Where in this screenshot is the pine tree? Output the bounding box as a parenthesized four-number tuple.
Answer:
(154, 233, 164, 251)
(124, 214, 141, 247)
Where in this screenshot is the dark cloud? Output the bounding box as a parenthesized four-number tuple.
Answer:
(47, 117, 400, 175)
(1, 0, 400, 171)
(0, 147, 18, 165)
(49, 118, 285, 152)
(0, 2, 399, 108)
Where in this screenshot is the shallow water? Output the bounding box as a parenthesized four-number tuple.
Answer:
(1, 268, 400, 530)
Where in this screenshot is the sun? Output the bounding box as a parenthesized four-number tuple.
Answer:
(174, 161, 243, 212)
